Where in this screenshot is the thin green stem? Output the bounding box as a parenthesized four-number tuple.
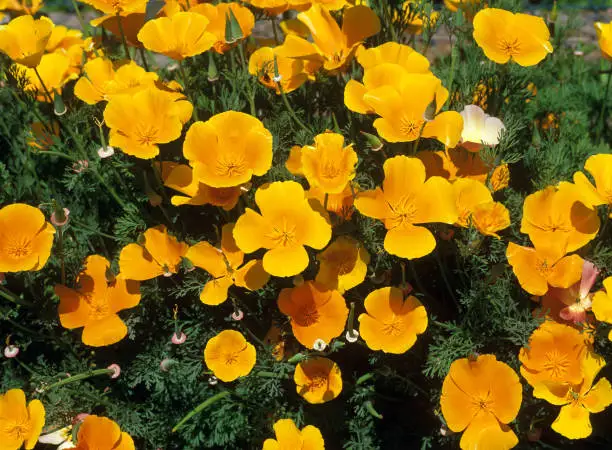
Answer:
(69, 220, 119, 241)
(70, 0, 90, 38)
(115, 13, 131, 60)
(57, 227, 66, 284)
(434, 250, 458, 307)
(43, 368, 113, 392)
(596, 65, 612, 143)
(36, 150, 75, 162)
(33, 68, 54, 104)
(172, 391, 231, 432)
(237, 43, 256, 116)
(278, 83, 310, 133)
(254, 371, 290, 380)
(177, 60, 199, 121)
(0, 285, 33, 307)
(138, 46, 150, 71)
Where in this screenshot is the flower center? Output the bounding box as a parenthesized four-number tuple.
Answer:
(6, 237, 31, 259)
(308, 374, 328, 391)
(223, 351, 240, 365)
(536, 258, 552, 277)
(399, 116, 424, 140)
(381, 318, 403, 336)
(267, 219, 297, 248)
(320, 161, 342, 180)
(135, 125, 158, 146)
(295, 303, 320, 327)
(5, 419, 31, 441)
(216, 154, 247, 178)
(387, 196, 417, 229)
(543, 349, 570, 380)
(84, 293, 110, 320)
(499, 38, 521, 56)
(322, 250, 356, 276)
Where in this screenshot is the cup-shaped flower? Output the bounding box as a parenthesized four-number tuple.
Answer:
(190, 2, 254, 53)
(315, 236, 369, 293)
(233, 181, 332, 277)
(79, 0, 145, 16)
(104, 87, 186, 159)
(473, 8, 553, 66)
(300, 133, 357, 194)
(16, 53, 76, 103)
(0, 203, 55, 273)
(263, 419, 324, 450)
(592, 277, 612, 340)
(137, 12, 216, 60)
(471, 202, 510, 238)
(0, 15, 53, 68)
(507, 242, 583, 296)
(520, 185, 600, 253)
(119, 225, 188, 281)
(519, 322, 588, 391)
(452, 178, 493, 227)
(55, 255, 141, 347)
(183, 111, 273, 188)
(248, 47, 308, 94)
(204, 330, 256, 382)
(356, 42, 430, 73)
(459, 105, 505, 151)
(354, 156, 457, 259)
(186, 223, 269, 305)
(294, 357, 342, 404)
(571, 154, 612, 216)
(595, 21, 612, 60)
(362, 72, 463, 147)
(278, 281, 348, 349)
(72, 415, 135, 450)
(0, 389, 45, 450)
(276, 5, 380, 73)
(440, 354, 522, 450)
(309, 184, 357, 222)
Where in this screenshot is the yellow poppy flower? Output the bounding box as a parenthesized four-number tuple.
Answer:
(73, 415, 135, 450)
(276, 4, 381, 73)
(595, 21, 612, 60)
(183, 111, 273, 188)
(471, 201, 510, 238)
(190, 2, 254, 54)
(440, 354, 522, 450)
(395, 1, 439, 35)
(204, 330, 256, 382)
(119, 225, 188, 281)
(104, 87, 187, 159)
(0, 203, 55, 273)
(354, 156, 457, 259)
(137, 12, 217, 60)
(280, 18, 311, 37)
(316, 236, 369, 293)
(233, 181, 332, 277)
(294, 357, 342, 404)
(286, 145, 304, 176)
(0, 15, 53, 68)
(186, 223, 269, 305)
(473, 8, 553, 66)
(571, 153, 612, 216)
(4, 0, 43, 15)
(308, 183, 357, 222)
(277, 280, 348, 349)
(489, 163, 510, 192)
(248, 47, 308, 94)
(45, 26, 83, 53)
(80, 0, 145, 16)
(0, 389, 45, 450)
(506, 242, 583, 296)
(358, 287, 427, 354)
(263, 418, 324, 450)
(592, 277, 612, 340)
(520, 185, 600, 254)
(452, 178, 493, 227)
(300, 132, 357, 195)
(55, 255, 141, 347)
(16, 53, 76, 103)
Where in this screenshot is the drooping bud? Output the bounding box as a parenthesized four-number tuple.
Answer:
(360, 131, 383, 152)
(225, 10, 244, 44)
(107, 363, 121, 379)
(54, 90, 67, 116)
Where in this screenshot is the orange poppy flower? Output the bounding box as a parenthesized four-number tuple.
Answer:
(16, 53, 77, 103)
(452, 178, 493, 227)
(489, 163, 510, 192)
(300, 132, 357, 194)
(186, 223, 269, 305)
(507, 242, 583, 296)
(137, 12, 216, 60)
(308, 183, 357, 222)
(263, 418, 324, 450)
(119, 225, 188, 281)
(315, 236, 369, 293)
(73, 415, 135, 450)
(286, 145, 305, 176)
(204, 329, 256, 382)
(294, 357, 342, 404)
(0, 15, 53, 68)
(519, 322, 588, 393)
(278, 281, 348, 348)
(55, 255, 141, 347)
(233, 181, 332, 277)
(440, 354, 522, 450)
(190, 2, 254, 54)
(417, 148, 489, 185)
(358, 287, 427, 354)
(183, 111, 273, 188)
(0, 203, 55, 273)
(45, 26, 83, 53)
(0, 389, 45, 450)
(80, 0, 145, 16)
(592, 276, 612, 340)
(471, 202, 510, 238)
(473, 8, 553, 66)
(104, 87, 187, 159)
(520, 185, 600, 253)
(354, 156, 457, 259)
(276, 5, 381, 73)
(248, 47, 308, 94)
(571, 153, 612, 216)
(160, 162, 242, 209)
(595, 21, 612, 60)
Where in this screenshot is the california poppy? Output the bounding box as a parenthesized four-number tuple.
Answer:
(233, 181, 332, 277)
(452, 178, 493, 227)
(0, 15, 53, 68)
(80, 0, 145, 16)
(440, 354, 522, 450)
(190, 2, 255, 53)
(595, 21, 612, 60)
(417, 148, 489, 185)
(278, 281, 348, 349)
(473, 8, 553, 66)
(55, 255, 141, 347)
(186, 223, 269, 305)
(592, 276, 612, 340)
(471, 201, 510, 238)
(16, 53, 76, 103)
(204, 330, 256, 382)
(459, 105, 505, 152)
(358, 287, 427, 354)
(489, 163, 510, 192)
(0, 203, 55, 273)
(316, 236, 369, 293)
(571, 153, 612, 216)
(72, 415, 135, 450)
(0, 389, 45, 450)
(294, 357, 342, 404)
(354, 156, 457, 259)
(394, 0, 439, 35)
(308, 183, 357, 222)
(119, 225, 188, 281)
(248, 47, 308, 94)
(263, 418, 325, 450)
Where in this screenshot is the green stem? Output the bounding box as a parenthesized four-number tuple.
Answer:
(596, 64, 612, 143)
(69, 220, 119, 241)
(91, 166, 130, 212)
(364, 400, 383, 419)
(36, 150, 75, 162)
(57, 227, 66, 284)
(177, 60, 199, 121)
(346, 301, 355, 336)
(70, 0, 90, 38)
(43, 368, 114, 392)
(33, 67, 54, 104)
(0, 285, 33, 307)
(138, 46, 150, 71)
(278, 83, 310, 133)
(115, 13, 131, 60)
(254, 371, 290, 379)
(172, 391, 231, 432)
(434, 250, 458, 307)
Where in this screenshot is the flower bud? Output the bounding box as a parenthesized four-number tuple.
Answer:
(51, 207, 70, 227)
(360, 131, 383, 152)
(4, 345, 19, 358)
(171, 331, 187, 345)
(313, 339, 327, 352)
(231, 309, 244, 321)
(107, 363, 121, 379)
(97, 146, 115, 159)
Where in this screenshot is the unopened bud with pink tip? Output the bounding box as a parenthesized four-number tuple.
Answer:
(51, 208, 70, 227)
(107, 363, 121, 379)
(172, 331, 187, 345)
(4, 345, 19, 358)
(231, 309, 244, 321)
(72, 160, 89, 173)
